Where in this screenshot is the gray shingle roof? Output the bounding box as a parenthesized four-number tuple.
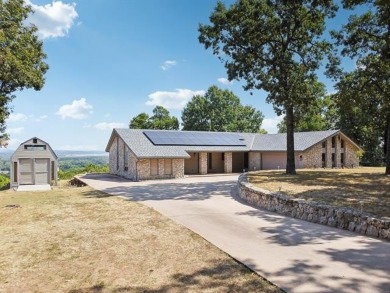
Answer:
(252, 130, 340, 151)
(107, 129, 350, 159)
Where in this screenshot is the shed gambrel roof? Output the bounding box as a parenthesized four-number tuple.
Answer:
(11, 136, 58, 160)
(106, 129, 362, 159)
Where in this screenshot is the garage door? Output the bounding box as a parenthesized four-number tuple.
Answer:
(19, 158, 33, 185)
(262, 153, 287, 170)
(35, 159, 49, 185)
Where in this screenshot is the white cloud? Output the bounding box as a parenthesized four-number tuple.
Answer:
(56, 98, 93, 120)
(7, 113, 28, 122)
(92, 122, 126, 130)
(262, 115, 285, 134)
(26, 0, 78, 39)
(35, 115, 49, 122)
(8, 127, 25, 134)
(160, 60, 177, 71)
(146, 89, 205, 110)
(217, 77, 233, 85)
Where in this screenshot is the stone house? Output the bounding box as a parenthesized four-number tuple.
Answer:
(10, 137, 58, 187)
(105, 129, 362, 181)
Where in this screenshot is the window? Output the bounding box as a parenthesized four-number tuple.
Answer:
(322, 141, 326, 148)
(299, 155, 303, 161)
(24, 145, 46, 151)
(332, 153, 335, 167)
(124, 148, 129, 171)
(341, 139, 345, 148)
(341, 153, 344, 165)
(332, 136, 335, 148)
(208, 153, 212, 169)
(322, 153, 326, 167)
(222, 153, 225, 161)
(164, 159, 172, 175)
(150, 159, 158, 176)
(51, 161, 55, 180)
(13, 162, 17, 183)
(33, 138, 37, 144)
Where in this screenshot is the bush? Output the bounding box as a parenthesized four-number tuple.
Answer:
(58, 164, 109, 180)
(0, 174, 10, 190)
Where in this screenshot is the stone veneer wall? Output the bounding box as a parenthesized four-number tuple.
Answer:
(199, 152, 208, 175)
(249, 152, 261, 171)
(238, 174, 390, 241)
(345, 141, 360, 168)
(137, 158, 184, 180)
(224, 152, 232, 173)
(302, 144, 322, 168)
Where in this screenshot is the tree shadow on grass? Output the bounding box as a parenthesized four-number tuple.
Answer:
(67, 260, 283, 293)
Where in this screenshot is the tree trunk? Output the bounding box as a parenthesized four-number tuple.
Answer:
(286, 105, 296, 174)
(386, 113, 390, 175)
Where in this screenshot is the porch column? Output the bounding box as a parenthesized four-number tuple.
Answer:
(335, 135, 341, 168)
(224, 152, 232, 173)
(326, 138, 332, 168)
(199, 152, 208, 175)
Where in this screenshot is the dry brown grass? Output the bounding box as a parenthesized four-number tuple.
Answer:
(248, 167, 390, 218)
(0, 184, 282, 293)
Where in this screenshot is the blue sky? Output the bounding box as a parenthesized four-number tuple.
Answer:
(3, 0, 361, 151)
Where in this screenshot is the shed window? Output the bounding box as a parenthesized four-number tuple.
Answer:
(24, 145, 46, 151)
(33, 138, 37, 144)
(13, 162, 17, 183)
(341, 139, 345, 148)
(332, 137, 335, 148)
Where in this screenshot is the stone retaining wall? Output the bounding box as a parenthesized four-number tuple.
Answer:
(238, 174, 390, 241)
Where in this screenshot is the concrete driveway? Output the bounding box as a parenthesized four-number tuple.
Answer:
(79, 173, 390, 293)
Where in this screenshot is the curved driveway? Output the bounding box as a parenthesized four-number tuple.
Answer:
(79, 173, 390, 293)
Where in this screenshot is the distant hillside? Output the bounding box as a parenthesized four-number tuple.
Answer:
(0, 150, 108, 161)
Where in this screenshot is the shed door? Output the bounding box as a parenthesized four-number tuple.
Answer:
(19, 158, 34, 185)
(35, 159, 50, 184)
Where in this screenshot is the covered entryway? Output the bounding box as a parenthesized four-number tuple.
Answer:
(232, 152, 249, 173)
(185, 152, 199, 174)
(207, 152, 224, 174)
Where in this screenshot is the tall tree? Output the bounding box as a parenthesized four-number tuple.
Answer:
(129, 112, 151, 129)
(332, 0, 390, 174)
(333, 60, 386, 166)
(129, 106, 179, 130)
(0, 0, 48, 143)
(150, 105, 179, 130)
(181, 85, 264, 133)
(199, 0, 337, 174)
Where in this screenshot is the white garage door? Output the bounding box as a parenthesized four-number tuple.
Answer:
(19, 158, 34, 185)
(18, 158, 50, 185)
(35, 159, 49, 185)
(262, 153, 287, 170)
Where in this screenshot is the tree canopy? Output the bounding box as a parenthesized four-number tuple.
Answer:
(199, 0, 337, 174)
(129, 106, 179, 130)
(332, 0, 390, 174)
(0, 0, 48, 142)
(181, 85, 264, 133)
